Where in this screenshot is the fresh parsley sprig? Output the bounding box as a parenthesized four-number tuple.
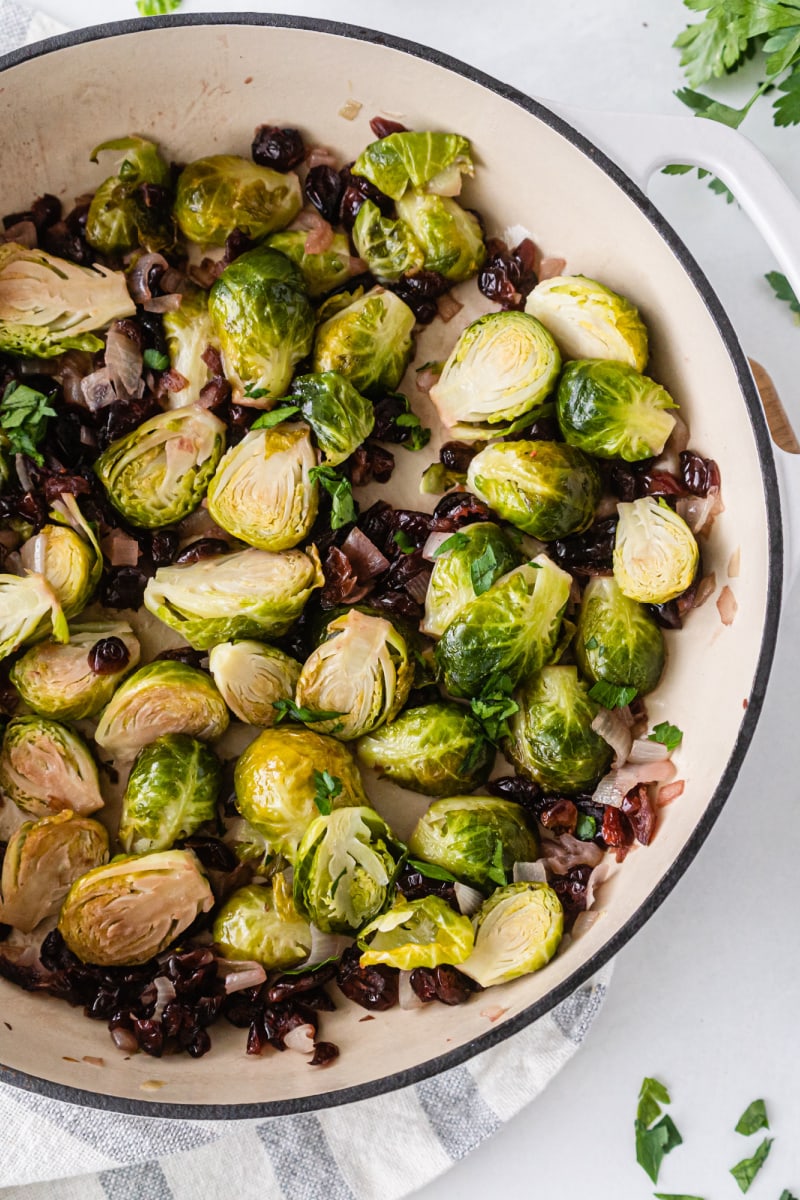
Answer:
(0, 381, 57, 466)
(309, 465, 357, 529)
(766, 271, 800, 318)
(635, 1077, 683, 1184)
(272, 699, 344, 725)
(312, 769, 342, 815)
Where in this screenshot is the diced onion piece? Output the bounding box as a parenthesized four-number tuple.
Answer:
(14, 454, 32, 494)
(537, 256, 566, 281)
(307, 146, 338, 169)
(627, 737, 674, 764)
(105, 322, 143, 400)
(128, 252, 168, 303)
(143, 293, 182, 313)
(111, 1027, 139, 1054)
(694, 572, 717, 608)
(540, 833, 604, 875)
(453, 881, 483, 916)
(284, 1024, 316, 1054)
(340, 527, 389, 582)
(479, 1005, 508, 1023)
(305, 925, 354, 968)
(422, 530, 454, 561)
(416, 366, 441, 395)
(217, 960, 268, 994)
(102, 529, 141, 567)
(592, 758, 676, 808)
(404, 571, 430, 605)
(591, 708, 633, 769)
(657, 779, 685, 807)
(81, 367, 116, 412)
(152, 975, 176, 1019)
(676, 487, 724, 536)
(398, 970, 424, 1010)
(437, 293, 464, 323)
(512, 860, 548, 884)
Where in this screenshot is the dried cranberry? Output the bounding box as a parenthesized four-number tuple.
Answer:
(369, 117, 408, 139)
(348, 443, 395, 487)
(219, 229, 253, 269)
(174, 537, 230, 564)
(368, 589, 423, 621)
(42, 473, 92, 503)
(622, 783, 656, 845)
(336, 946, 398, 1011)
(310, 1040, 340, 1066)
(338, 167, 393, 231)
(41, 220, 92, 265)
(147, 530, 177, 567)
(440, 442, 477, 473)
(506, 413, 561, 443)
(31, 193, 61, 231)
(637, 469, 685, 499)
(432, 490, 493, 529)
(397, 862, 457, 908)
(305, 165, 344, 224)
(550, 864, 593, 925)
(320, 545, 368, 609)
(486, 776, 547, 815)
(478, 237, 538, 310)
(88, 636, 130, 676)
(132, 1017, 165, 1057)
(410, 965, 475, 1006)
(198, 378, 232, 412)
(100, 566, 149, 611)
(680, 450, 720, 497)
(252, 125, 305, 172)
(540, 799, 578, 835)
(372, 394, 422, 444)
(553, 517, 617, 576)
(389, 270, 449, 323)
(155, 647, 206, 668)
(266, 963, 338, 1005)
(600, 806, 633, 849)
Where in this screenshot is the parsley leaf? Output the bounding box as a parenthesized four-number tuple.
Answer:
(309, 466, 357, 529)
(0, 382, 57, 466)
(648, 722, 684, 752)
(470, 684, 519, 743)
(252, 405, 300, 429)
(312, 769, 342, 815)
(775, 61, 800, 125)
(407, 858, 457, 882)
(654, 1194, 706, 1199)
(137, 0, 182, 13)
(395, 409, 432, 451)
(432, 532, 470, 558)
(142, 348, 170, 371)
(779, 1191, 799, 1200)
(393, 530, 416, 555)
(470, 544, 499, 596)
(636, 1115, 683, 1185)
(588, 680, 638, 709)
(637, 1077, 671, 1128)
(273, 699, 344, 725)
(243, 383, 270, 400)
(766, 271, 800, 316)
(486, 840, 507, 887)
(575, 813, 597, 841)
(730, 1137, 773, 1193)
(735, 1098, 769, 1136)
(584, 635, 599, 650)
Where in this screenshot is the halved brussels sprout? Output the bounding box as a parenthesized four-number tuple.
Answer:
(505, 665, 613, 794)
(0, 243, 135, 358)
(10, 620, 140, 720)
(213, 875, 312, 968)
(118, 734, 221, 854)
(312, 287, 415, 397)
(143, 545, 323, 650)
(356, 702, 495, 797)
(266, 229, 357, 298)
(208, 246, 314, 407)
(289, 371, 375, 466)
(408, 795, 538, 893)
(207, 423, 318, 551)
(395, 192, 485, 282)
(95, 405, 226, 529)
(0, 571, 67, 663)
(0, 715, 104, 816)
(358, 895, 474, 970)
(556, 359, 677, 461)
(460, 882, 563, 988)
(234, 726, 368, 859)
(466, 440, 602, 540)
(295, 609, 413, 741)
(429, 312, 560, 440)
(575, 576, 665, 695)
(19, 510, 101, 620)
(58, 849, 214, 967)
(208, 641, 301, 727)
(293, 806, 403, 935)
(162, 289, 217, 408)
(613, 496, 700, 604)
(0, 811, 109, 933)
(422, 522, 521, 639)
(352, 131, 474, 201)
(435, 555, 571, 699)
(94, 661, 229, 761)
(525, 274, 649, 370)
(352, 199, 425, 283)
(223, 815, 272, 870)
(175, 155, 302, 245)
(86, 135, 172, 255)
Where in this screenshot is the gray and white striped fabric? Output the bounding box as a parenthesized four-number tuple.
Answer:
(0, 5, 612, 1196)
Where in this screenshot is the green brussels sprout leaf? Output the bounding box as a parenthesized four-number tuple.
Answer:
(358, 895, 475, 970)
(161, 289, 218, 407)
(87, 136, 172, 254)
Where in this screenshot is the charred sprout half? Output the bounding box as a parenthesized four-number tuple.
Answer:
(174, 154, 302, 245)
(556, 359, 677, 462)
(352, 130, 474, 201)
(118, 734, 221, 854)
(460, 882, 563, 988)
(356, 702, 495, 797)
(312, 287, 416, 397)
(213, 874, 312, 969)
(234, 726, 367, 860)
(94, 405, 226, 529)
(0, 715, 104, 817)
(358, 895, 475, 970)
(10, 620, 140, 720)
(208, 640, 301, 727)
(613, 496, 700, 604)
(143, 545, 324, 650)
(93, 660, 230, 761)
(58, 849, 214, 967)
(408, 795, 538, 893)
(0, 810, 109, 933)
(525, 274, 649, 370)
(422, 522, 521, 639)
(575, 576, 666, 695)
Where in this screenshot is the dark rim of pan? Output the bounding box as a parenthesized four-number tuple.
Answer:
(0, 12, 783, 1120)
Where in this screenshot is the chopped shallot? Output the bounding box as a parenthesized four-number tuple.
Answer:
(81, 368, 116, 413)
(105, 323, 143, 399)
(540, 833, 603, 875)
(152, 975, 176, 1019)
(694, 572, 717, 609)
(512, 860, 548, 884)
(717, 585, 737, 626)
(591, 708, 633, 768)
(422, 530, 453, 561)
(652, 413, 690, 475)
(340, 527, 389, 582)
(453, 881, 483, 916)
(5, 220, 37, 248)
(111, 1028, 139, 1054)
(585, 860, 612, 910)
(657, 779, 685, 807)
(537, 256, 566, 280)
(398, 970, 424, 1010)
(102, 529, 140, 568)
(216, 959, 267, 993)
(305, 925, 354, 968)
(284, 1024, 316, 1054)
(677, 486, 724, 535)
(306, 145, 338, 169)
(591, 758, 676, 808)
(143, 293, 182, 314)
(404, 570, 430, 605)
(14, 454, 32, 494)
(128, 252, 168, 303)
(437, 293, 463, 323)
(627, 737, 674, 764)
(416, 365, 441, 394)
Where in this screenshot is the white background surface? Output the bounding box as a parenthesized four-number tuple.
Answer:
(26, 0, 800, 1195)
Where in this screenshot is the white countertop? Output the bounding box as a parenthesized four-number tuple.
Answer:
(25, 0, 800, 1194)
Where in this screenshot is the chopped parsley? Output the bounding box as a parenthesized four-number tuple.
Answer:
(635, 1077, 682, 1185)
(272, 699, 344, 725)
(735, 1098, 769, 1136)
(309, 466, 357, 529)
(648, 722, 684, 752)
(142, 348, 170, 371)
(395, 409, 432, 451)
(588, 680, 638, 709)
(137, 0, 182, 12)
(486, 840, 506, 887)
(407, 858, 456, 882)
(730, 1137, 773, 1193)
(393, 530, 417, 555)
(575, 813, 597, 841)
(252, 405, 300, 429)
(243, 383, 270, 400)
(584, 635, 599, 651)
(470, 543, 499, 596)
(0, 381, 57, 466)
(470, 677, 519, 743)
(312, 769, 342, 815)
(432, 532, 470, 558)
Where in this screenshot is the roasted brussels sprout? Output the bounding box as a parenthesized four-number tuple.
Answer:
(505, 665, 613, 794)
(0, 571, 67, 662)
(293, 806, 403, 935)
(94, 661, 229, 761)
(358, 895, 475, 970)
(408, 796, 538, 893)
(213, 875, 312, 968)
(118, 734, 221, 854)
(435, 555, 571, 699)
(289, 371, 375, 466)
(556, 359, 677, 461)
(460, 882, 563, 988)
(208, 246, 315, 407)
(143, 545, 323, 650)
(208, 641, 301, 726)
(0, 243, 135, 358)
(295, 609, 413, 741)
(466, 440, 601, 541)
(86, 135, 172, 255)
(234, 727, 367, 859)
(223, 815, 272, 870)
(429, 311, 560, 440)
(613, 496, 700, 604)
(19, 503, 101, 619)
(525, 274, 649, 371)
(0, 811, 109, 933)
(352, 199, 425, 283)
(312, 287, 415, 397)
(575, 576, 665, 694)
(356, 702, 494, 796)
(266, 229, 357, 298)
(0, 715, 104, 816)
(395, 192, 485, 282)
(207, 423, 318, 551)
(175, 155, 302, 245)
(352, 131, 474, 201)
(162, 289, 218, 408)
(422, 522, 521, 639)
(58, 849, 214, 967)
(10, 620, 140, 720)
(95, 405, 226, 529)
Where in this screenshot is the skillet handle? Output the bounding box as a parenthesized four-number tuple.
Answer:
(553, 105, 800, 592)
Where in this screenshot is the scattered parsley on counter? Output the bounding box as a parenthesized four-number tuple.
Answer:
(735, 1098, 769, 1136)
(635, 1077, 683, 1184)
(136, 0, 182, 15)
(730, 1137, 774, 1193)
(766, 272, 800, 319)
